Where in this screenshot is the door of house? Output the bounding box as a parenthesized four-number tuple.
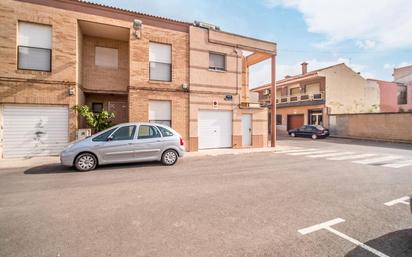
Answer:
(309, 110, 323, 126)
(108, 101, 128, 124)
(242, 114, 252, 146)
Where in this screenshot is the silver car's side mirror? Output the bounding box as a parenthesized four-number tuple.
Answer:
(107, 136, 113, 141)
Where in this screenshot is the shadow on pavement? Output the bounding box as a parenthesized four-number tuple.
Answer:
(24, 163, 76, 174)
(345, 229, 412, 257)
(24, 161, 164, 175)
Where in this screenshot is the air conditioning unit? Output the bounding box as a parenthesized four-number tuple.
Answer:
(76, 129, 92, 140)
(263, 89, 270, 95)
(194, 20, 221, 31)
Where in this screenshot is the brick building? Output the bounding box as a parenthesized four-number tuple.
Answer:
(0, 0, 277, 158)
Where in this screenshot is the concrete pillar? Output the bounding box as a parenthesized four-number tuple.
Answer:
(270, 55, 276, 147)
(241, 57, 249, 103)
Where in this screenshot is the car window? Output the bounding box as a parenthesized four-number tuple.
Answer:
(138, 125, 161, 139)
(157, 126, 174, 137)
(111, 125, 136, 141)
(92, 128, 117, 142)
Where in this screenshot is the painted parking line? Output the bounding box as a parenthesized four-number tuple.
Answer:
(352, 155, 404, 165)
(307, 151, 354, 158)
(327, 153, 377, 161)
(298, 218, 389, 257)
(381, 159, 412, 168)
(384, 196, 410, 206)
(288, 150, 336, 156)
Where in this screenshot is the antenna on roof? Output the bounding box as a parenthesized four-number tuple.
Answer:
(193, 21, 221, 31)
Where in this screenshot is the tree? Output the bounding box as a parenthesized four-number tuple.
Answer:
(72, 105, 115, 132)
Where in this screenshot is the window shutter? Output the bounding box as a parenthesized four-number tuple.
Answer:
(19, 22, 52, 49)
(209, 53, 225, 70)
(149, 43, 171, 64)
(95, 47, 118, 68)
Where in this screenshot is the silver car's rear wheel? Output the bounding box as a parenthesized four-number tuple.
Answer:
(75, 153, 97, 171)
(161, 150, 178, 166)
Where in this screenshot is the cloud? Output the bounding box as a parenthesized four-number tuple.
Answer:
(249, 57, 375, 88)
(264, 0, 412, 49)
(384, 62, 412, 70)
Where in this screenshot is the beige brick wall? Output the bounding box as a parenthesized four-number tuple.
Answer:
(82, 36, 129, 92)
(330, 113, 412, 143)
(129, 89, 189, 149)
(189, 26, 269, 150)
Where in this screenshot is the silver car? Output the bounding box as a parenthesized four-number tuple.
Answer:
(60, 123, 185, 171)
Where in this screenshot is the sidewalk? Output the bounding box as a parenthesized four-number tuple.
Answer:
(185, 147, 279, 158)
(0, 147, 283, 169)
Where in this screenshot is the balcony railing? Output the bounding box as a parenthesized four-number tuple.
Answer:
(276, 91, 325, 104)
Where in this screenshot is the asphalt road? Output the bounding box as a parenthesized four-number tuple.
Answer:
(0, 138, 411, 257)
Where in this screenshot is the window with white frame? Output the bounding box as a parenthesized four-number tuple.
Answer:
(209, 52, 225, 71)
(18, 22, 52, 71)
(95, 46, 118, 68)
(149, 42, 171, 81)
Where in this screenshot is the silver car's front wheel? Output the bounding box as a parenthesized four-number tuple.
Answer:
(161, 150, 178, 166)
(75, 153, 97, 171)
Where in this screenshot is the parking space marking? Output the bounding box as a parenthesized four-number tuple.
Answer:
(327, 153, 377, 161)
(298, 218, 389, 257)
(352, 155, 403, 165)
(307, 151, 354, 158)
(381, 160, 412, 168)
(288, 150, 336, 156)
(384, 196, 410, 206)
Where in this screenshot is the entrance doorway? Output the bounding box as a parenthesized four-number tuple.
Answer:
(309, 110, 323, 126)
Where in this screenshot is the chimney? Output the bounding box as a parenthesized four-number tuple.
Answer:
(301, 62, 308, 75)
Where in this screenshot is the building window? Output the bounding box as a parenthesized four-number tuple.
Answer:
(18, 22, 52, 71)
(92, 103, 103, 113)
(95, 47, 118, 68)
(289, 87, 300, 96)
(276, 114, 282, 125)
(149, 100, 171, 127)
(209, 53, 225, 71)
(149, 42, 171, 81)
(397, 84, 407, 105)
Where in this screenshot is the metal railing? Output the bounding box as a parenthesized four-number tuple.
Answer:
(276, 91, 324, 104)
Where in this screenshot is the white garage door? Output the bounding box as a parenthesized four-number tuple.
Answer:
(2, 105, 69, 158)
(198, 110, 232, 149)
(149, 100, 171, 127)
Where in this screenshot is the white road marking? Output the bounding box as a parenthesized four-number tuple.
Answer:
(324, 227, 389, 257)
(298, 218, 345, 235)
(275, 148, 317, 154)
(384, 196, 410, 206)
(353, 155, 404, 165)
(307, 151, 354, 158)
(298, 218, 389, 257)
(327, 153, 377, 161)
(381, 160, 412, 168)
(288, 150, 336, 156)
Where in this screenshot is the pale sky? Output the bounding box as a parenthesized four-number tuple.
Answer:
(91, 0, 412, 87)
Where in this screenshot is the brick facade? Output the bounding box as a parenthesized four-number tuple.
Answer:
(0, 0, 276, 158)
